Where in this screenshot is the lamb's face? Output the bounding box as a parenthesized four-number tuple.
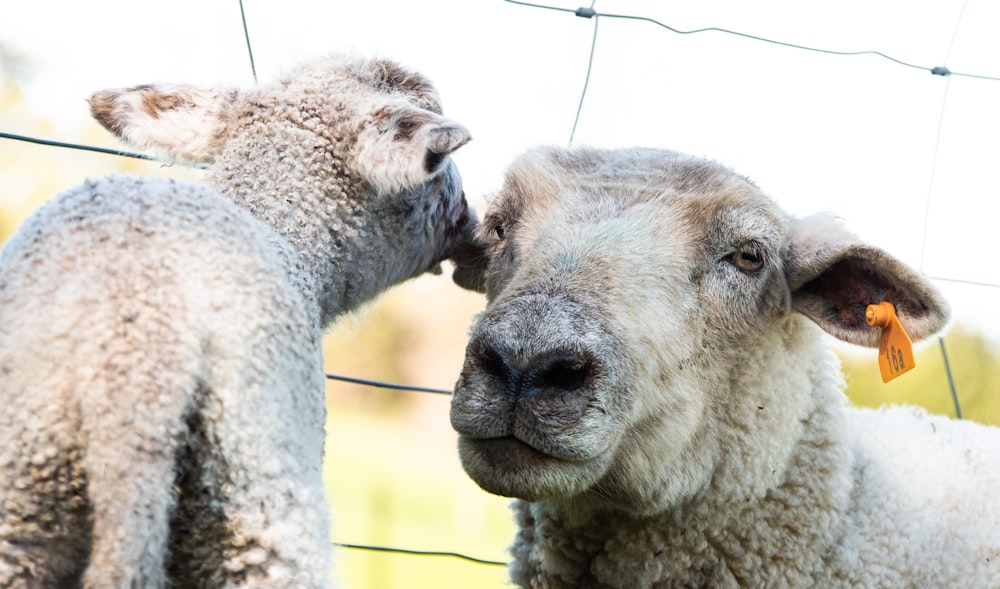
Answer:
(230, 56, 478, 290)
(451, 147, 795, 506)
(89, 55, 478, 312)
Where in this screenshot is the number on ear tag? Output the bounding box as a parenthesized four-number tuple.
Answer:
(865, 302, 916, 383)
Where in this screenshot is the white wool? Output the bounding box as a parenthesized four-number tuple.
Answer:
(451, 145, 998, 588)
(0, 54, 475, 588)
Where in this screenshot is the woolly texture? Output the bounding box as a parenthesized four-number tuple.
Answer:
(0, 54, 475, 588)
(451, 146, 999, 588)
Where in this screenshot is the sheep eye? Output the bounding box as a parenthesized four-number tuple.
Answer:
(494, 224, 505, 240)
(731, 245, 764, 272)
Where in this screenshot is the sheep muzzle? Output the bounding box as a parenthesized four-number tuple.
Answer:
(451, 293, 625, 499)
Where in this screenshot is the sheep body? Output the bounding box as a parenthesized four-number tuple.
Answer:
(451, 146, 1000, 588)
(0, 54, 475, 588)
(1, 177, 326, 588)
(510, 370, 1000, 588)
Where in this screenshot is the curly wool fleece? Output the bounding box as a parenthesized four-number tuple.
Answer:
(0, 54, 475, 588)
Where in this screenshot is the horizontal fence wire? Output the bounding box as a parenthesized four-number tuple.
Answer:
(0, 131, 209, 170)
(0, 131, 156, 162)
(335, 542, 505, 567)
(503, 0, 1000, 81)
(1, 135, 998, 291)
(928, 275, 1000, 289)
(325, 373, 452, 395)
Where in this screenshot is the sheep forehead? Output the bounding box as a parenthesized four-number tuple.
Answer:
(494, 147, 787, 255)
(264, 54, 443, 114)
(220, 56, 445, 174)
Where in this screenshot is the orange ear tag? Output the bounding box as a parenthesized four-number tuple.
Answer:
(865, 302, 915, 383)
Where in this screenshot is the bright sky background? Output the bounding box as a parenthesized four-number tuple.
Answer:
(2, 0, 999, 341)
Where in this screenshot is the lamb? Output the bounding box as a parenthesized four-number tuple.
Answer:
(450, 145, 1000, 588)
(0, 54, 477, 588)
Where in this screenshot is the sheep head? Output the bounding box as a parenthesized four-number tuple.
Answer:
(88, 55, 477, 319)
(450, 146, 949, 512)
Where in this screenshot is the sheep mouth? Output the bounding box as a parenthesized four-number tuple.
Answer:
(456, 435, 613, 500)
(460, 435, 558, 468)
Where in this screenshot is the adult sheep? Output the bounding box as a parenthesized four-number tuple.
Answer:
(450, 146, 1000, 588)
(0, 54, 477, 588)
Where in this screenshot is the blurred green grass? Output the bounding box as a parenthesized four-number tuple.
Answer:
(323, 405, 515, 588)
(321, 279, 513, 588)
(838, 325, 1000, 426)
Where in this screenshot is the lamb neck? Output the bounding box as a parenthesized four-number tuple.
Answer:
(206, 160, 378, 328)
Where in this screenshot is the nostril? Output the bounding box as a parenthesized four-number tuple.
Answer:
(480, 344, 508, 380)
(533, 352, 591, 391)
(467, 336, 597, 398)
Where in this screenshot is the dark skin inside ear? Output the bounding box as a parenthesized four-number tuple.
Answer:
(797, 256, 930, 329)
(791, 251, 941, 348)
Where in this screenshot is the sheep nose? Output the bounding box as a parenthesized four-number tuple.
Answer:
(475, 340, 595, 400)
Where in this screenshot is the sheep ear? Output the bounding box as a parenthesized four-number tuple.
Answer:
(354, 101, 471, 194)
(89, 84, 237, 164)
(787, 214, 950, 348)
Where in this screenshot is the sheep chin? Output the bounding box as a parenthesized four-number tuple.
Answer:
(457, 435, 612, 501)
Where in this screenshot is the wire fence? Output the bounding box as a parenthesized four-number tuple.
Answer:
(2, 0, 997, 576)
(0, 1, 507, 573)
(0, 131, 157, 163)
(325, 373, 451, 395)
(507, 0, 994, 422)
(503, 0, 1000, 81)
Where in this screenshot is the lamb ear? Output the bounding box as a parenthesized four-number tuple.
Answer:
(353, 101, 471, 194)
(89, 84, 237, 164)
(787, 214, 950, 348)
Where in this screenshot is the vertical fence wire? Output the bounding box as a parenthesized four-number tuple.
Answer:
(917, 0, 970, 419)
(568, 1, 599, 146)
(238, 0, 258, 84)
